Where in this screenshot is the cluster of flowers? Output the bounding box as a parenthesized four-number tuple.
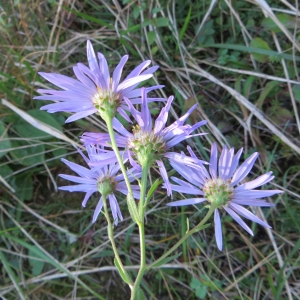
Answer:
(35, 41, 281, 250)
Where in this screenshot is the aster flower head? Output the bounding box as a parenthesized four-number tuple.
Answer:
(166, 143, 282, 250)
(35, 40, 164, 123)
(59, 145, 141, 225)
(81, 88, 207, 195)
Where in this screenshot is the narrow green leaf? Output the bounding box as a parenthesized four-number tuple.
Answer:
(179, 7, 192, 42)
(199, 43, 300, 62)
(121, 24, 141, 34)
(256, 81, 278, 110)
(267, 270, 277, 296)
(134, 287, 147, 300)
(66, 9, 113, 28)
(243, 75, 256, 99)
(150, 252, 182, 268)
(234, 75, 243, 94)
(146, 178, 161, 203)
(127, 194, 141, 224)
(186, 217, 190, 232)
(114, 258, 131, 285)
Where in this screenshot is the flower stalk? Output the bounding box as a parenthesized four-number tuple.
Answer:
(130, 161, 150, 300)
(102, 193, 133, 284)
(105, 115, 141, 225)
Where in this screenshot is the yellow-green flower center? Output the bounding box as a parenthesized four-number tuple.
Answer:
(203, 178, 233, 206)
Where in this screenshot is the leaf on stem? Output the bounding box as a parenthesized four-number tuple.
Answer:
(114, 258, 131, 285)
(127, 193, 141, 224)
(145, 178, 162, 204)
(134, 287, 147, 300)
(186, 217, 190, 232)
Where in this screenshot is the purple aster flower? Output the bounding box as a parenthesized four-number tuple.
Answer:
(166, 143, 282, 251)
(35, 40, 164, 123)
(59, 145, 140, 224)
(81, 88, 207, 196)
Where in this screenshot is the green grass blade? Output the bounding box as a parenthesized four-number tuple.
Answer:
(200, 43, 300, 61)
(176, 6, 192, 51)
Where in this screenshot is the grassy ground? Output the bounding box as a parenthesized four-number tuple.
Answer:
(0, 0, 300, 299)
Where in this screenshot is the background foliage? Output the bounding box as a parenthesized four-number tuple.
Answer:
(0, 0, 299, 299)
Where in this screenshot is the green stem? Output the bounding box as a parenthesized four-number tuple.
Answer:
(105, 116, 141, 225)
(130, 163, 150, 300)
(147, 205, 216, 269)
(102, 194, 133, 284)
(105, 116, 133, 195)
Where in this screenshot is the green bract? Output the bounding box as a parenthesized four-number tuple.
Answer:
(97, 176, 116, 196)
(93, 85, 121, 120)
(128, 125, 166, 166)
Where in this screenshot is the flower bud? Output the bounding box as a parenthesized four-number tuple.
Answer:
(127, 125, 166, 166)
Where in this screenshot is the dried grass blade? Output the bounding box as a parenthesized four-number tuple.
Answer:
(1, 99, 80, 147)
